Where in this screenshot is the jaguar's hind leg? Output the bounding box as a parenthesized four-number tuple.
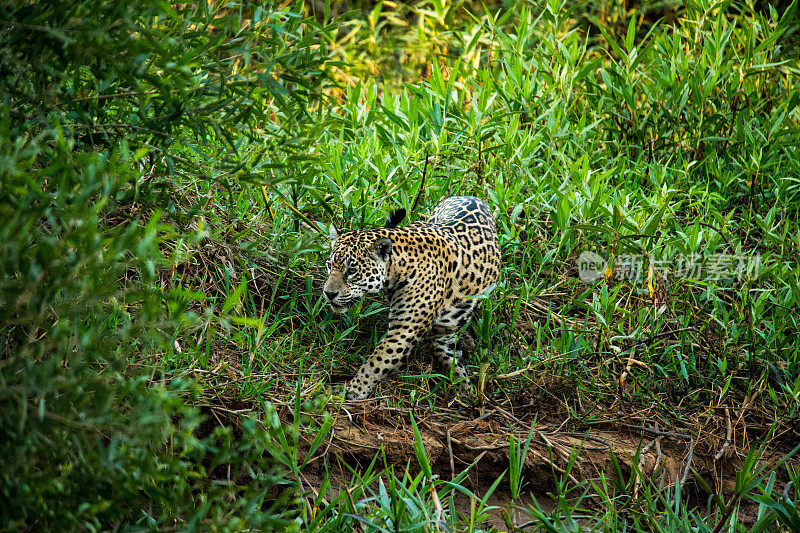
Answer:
(432, 333, 474, 394)
(432, 299, 480, 395)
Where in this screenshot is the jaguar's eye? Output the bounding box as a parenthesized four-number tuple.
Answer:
(345, 266, 357, 278)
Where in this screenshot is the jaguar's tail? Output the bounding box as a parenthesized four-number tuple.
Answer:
(384, 208, 407, 228)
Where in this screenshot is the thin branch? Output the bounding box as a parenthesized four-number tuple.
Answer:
(697, 221, 735, 252)
(714, 407, 732, 461)
(410, 149, 428, 215)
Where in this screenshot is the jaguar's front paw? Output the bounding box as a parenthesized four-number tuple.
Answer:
(344, 382, 369, 401)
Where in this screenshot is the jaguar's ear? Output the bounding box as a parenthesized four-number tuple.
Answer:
(371, 237, 392, 261)
(329, 224, 338, 242)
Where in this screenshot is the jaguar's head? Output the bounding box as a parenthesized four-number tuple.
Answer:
(323, 227, 392, 314)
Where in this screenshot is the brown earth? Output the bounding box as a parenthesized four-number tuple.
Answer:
(266, 382, 798, 531)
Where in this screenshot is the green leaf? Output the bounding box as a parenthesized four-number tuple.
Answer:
(625, 16, 636, 54)
(643, 202, 667, 237)
(409, 413, 432, 479)
(302, 413, 333, 468)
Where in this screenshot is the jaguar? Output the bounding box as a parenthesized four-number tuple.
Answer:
(323, 196, 501, 400)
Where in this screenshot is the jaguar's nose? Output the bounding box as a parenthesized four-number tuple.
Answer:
(324, 290, 339, 301)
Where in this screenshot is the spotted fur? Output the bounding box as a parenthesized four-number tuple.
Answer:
(323, 196, 501, 400)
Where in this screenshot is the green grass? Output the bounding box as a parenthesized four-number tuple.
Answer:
(167, 1, 800, 528)
(152, 1, 800, 529)
(198, 0, 800, 415)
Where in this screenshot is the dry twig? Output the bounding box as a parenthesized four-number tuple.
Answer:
(714, 407, 732, 461)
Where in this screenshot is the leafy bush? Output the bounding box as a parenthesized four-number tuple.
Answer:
(0, 0, 333, 528)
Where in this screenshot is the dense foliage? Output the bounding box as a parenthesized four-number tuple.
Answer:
(0, 0, 331, 528)
(1, 0, 799, 530)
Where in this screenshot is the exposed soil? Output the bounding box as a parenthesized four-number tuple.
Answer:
(266, 379, 799, 530)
